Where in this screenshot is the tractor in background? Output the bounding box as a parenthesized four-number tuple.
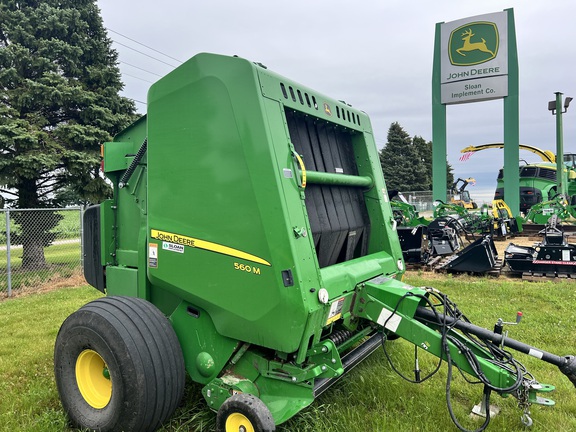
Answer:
(461, 144, 576, 215)
(450, 177, 478, 209)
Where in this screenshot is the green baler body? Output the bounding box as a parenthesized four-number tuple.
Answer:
(96, 52, 406, 421)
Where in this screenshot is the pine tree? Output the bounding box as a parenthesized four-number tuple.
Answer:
(412, 135, 454, 190)
(412, 135, 432, 189)
(379, 122, 429, 191)
(0, 0, 137, 268)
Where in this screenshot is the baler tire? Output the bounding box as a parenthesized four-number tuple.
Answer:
(216, 393, 275, 432)
(54, 296, 185, 432)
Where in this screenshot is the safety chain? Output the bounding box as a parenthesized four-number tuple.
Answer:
(517, 380, 534, 427)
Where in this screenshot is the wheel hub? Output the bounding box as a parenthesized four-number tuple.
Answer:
(75, 349, 112, 409)
(226, 412, 254, 432)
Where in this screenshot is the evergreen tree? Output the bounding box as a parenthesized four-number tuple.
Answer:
(412, 135, 432, 189)
(0, 0, 136, 267)
(412, 135, 454, 190)
(379, 122, 429, 191)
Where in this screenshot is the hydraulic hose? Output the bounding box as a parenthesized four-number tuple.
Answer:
(415, 306, 576, 386)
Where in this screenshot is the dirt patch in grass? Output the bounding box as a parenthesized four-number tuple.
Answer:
(0, 269, 86, 302)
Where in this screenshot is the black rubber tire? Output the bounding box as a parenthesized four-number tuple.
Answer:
(54, 296, 185, 432)
(216, 394, 276, 432)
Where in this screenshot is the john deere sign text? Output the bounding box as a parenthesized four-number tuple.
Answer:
(440, 12, 508, 104)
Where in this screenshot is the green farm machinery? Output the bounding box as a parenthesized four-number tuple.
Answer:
(55, 53, 576, 431)
(392, 196, 518, 273)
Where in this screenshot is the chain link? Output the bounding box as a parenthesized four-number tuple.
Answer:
(0, 208, 83, 296)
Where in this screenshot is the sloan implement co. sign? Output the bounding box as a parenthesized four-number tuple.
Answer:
(440, 11, 508, 104)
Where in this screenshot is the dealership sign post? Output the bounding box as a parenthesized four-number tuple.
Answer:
(432, 9, 519, 214)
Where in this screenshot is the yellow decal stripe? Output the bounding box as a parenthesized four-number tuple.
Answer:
(150, 229, 271, 266)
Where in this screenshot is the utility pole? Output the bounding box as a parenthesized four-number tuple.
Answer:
(548, 92, 572, 197)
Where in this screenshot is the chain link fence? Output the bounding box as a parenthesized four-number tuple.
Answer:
(0, 208, 84, 297)
(399, 191, 436, 213)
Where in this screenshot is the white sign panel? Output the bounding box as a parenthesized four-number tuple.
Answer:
(441, 75, 508, 104)
(440, 11, 508, 104)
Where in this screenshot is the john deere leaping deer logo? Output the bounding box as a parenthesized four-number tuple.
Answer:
(449, 22, 499, 66)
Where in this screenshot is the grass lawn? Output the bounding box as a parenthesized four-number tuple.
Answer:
(1, 272, 576, 431)
(0, 285, 101, 431)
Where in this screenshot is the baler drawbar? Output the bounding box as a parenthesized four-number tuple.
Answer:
(54, 53, 576, 432)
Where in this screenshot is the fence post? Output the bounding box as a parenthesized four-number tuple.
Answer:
(6, 209, 11, 297)
(80, 206, 84, 272)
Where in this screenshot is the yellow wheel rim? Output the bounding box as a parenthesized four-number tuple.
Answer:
(225, 412, 255, 432)
(75, 349, 112, 409)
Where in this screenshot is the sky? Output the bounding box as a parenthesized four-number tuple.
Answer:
(97, 0, 576, 203)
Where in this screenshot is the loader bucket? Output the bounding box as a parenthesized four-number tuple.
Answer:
(397, 225, 428, 263)
(441, 235, 498, 273)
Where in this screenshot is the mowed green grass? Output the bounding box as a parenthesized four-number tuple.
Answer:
(1, 273, 576, 431)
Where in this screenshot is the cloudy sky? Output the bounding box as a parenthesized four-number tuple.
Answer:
(97, 0, 576, 202)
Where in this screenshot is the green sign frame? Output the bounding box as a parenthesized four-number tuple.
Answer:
(432, 9, 520, 214)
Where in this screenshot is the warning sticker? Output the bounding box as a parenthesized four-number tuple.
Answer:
(163, 242, 184, 254)
(148, 243, 158, 268)
(377, 308, 402, 332)
(326, 297, 345, 325)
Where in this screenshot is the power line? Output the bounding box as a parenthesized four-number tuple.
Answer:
(112, 39, 179, 68)
(105, 29, 178, 109)
(122, 72, 155, 84)
(108, 28, 184, 65)
(120, 61, 163, 77)
(130, 98, 147, 105)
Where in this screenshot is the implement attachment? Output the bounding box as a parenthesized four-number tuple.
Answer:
(352, 279, 576, 431)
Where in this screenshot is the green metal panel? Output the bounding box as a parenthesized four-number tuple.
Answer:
(100, 199, 115, 267)
(432, 21, 448, 202)
(170, 300, 239, 385)
(503, 8, 520, 215)
(106, 266, 138, 297)
(146, 54, 308, 353)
